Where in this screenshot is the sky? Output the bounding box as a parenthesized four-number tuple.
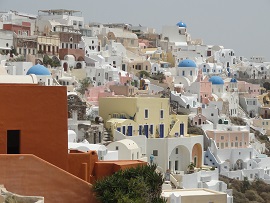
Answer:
(1, 0, 269, 60)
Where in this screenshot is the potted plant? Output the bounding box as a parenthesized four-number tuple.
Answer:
(187, 162, 196, 174)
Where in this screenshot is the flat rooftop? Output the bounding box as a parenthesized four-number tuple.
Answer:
(162, 189, 225, 197)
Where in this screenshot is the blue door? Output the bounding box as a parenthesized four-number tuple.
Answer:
(139, 125, 142, 135)
(144, 125, 149, 138)
(117, 127, 121, 132)
(159, 124, 164, 138)
(122, 126, 126, 135)
(180, 123, 184, 136)
(127, 126, 133, 136)
(150, 125, 153, 135)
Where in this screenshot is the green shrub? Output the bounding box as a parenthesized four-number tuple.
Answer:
(93, 164, 166, 203)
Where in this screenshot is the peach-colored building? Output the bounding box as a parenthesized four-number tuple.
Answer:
(110, 84, 136, 97)
(238, 81, 260, 98)
(206, 130, 250, 149)
(86, 85, 114, 105)
(119, 72, 133, 85)
(192, 107, 207, 126)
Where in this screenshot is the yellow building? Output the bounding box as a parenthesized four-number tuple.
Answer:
(37, 35, 60, 55)
(99, 97, 188, 138)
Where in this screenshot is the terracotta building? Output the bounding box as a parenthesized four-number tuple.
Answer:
(0, 83, 146, 202)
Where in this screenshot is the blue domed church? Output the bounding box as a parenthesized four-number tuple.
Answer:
(209, 76, 224, 95)
(26, 64, 52, 86)
(176, 59, 198, 83)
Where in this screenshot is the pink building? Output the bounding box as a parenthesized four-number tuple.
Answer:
(238, 81, 260, 98)
(86, 85, 114, 106)
(138, 39, 150, 48)
(206, 130, 249, 149)
(119, 72, 132, 85)
(196, 72, 212, 104)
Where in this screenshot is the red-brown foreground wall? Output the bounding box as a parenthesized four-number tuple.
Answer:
(0, 155, 98, 203)
(0, 85, 68, 170)
(92, 160, 147, 183)
(68, 150, 98, 183)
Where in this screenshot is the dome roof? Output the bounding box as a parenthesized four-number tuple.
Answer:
(176, 21, 187, 28)
(178, 59, 196, 68)
(26, 64, 51, 76)
(230, 78, 237, 83)
(209, 76, 224, 85)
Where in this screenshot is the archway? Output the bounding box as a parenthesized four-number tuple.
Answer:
(192, 143, 202, 168)
(169, 145, 190, 172)
(235, 159, 244, 170)
(75, 62, 82, 69)
(77, 56, 84, 61)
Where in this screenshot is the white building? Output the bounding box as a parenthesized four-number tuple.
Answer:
(215, 49, 236, 68)
(5, 61, 32, 75)
(199, 63, 223, 75)
(68, 141, 108, 160)
(107, 139, 141, 160)
(36, 9, 84, 31)
(0, 30, 13, 51)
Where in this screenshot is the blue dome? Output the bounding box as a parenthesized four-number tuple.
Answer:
(178, 59, 196, 68)
(26, 64, 51, 76)
(176, 21, 187, 28)
(230, 78, 237, 83)
(209, 76, 224, 85)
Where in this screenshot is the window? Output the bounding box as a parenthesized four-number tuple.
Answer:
(211, 113, 214, 116)
(153, 150, 158, 156)
(160, 110, 164, 119)
(221, 136, 224, 140)
(182, 70, 185, 76)
(145, 109, 149, 119)
(176, 148, 178, 154)
(175, 161, 178, 170)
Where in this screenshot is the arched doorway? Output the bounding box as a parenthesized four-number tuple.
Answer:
(169, 145, 190, 172)
(75, 62, 82, 69)
(63, 62, 68, 71)
(218, 119, 223, 124)
(192, 143, 202, 168)
(235, 159, 243, 170)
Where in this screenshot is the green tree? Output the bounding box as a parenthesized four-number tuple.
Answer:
(93, 164, 166, 203)
(77, 77, 92, 95)
(138, 70, 150, 78)
(43, 54, 52, 66)
(241, 176, 250, 192)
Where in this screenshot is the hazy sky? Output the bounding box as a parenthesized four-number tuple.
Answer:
(1, 0, 269, 60)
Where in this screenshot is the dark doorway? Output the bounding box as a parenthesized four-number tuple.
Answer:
(7, 130, 20, 154)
